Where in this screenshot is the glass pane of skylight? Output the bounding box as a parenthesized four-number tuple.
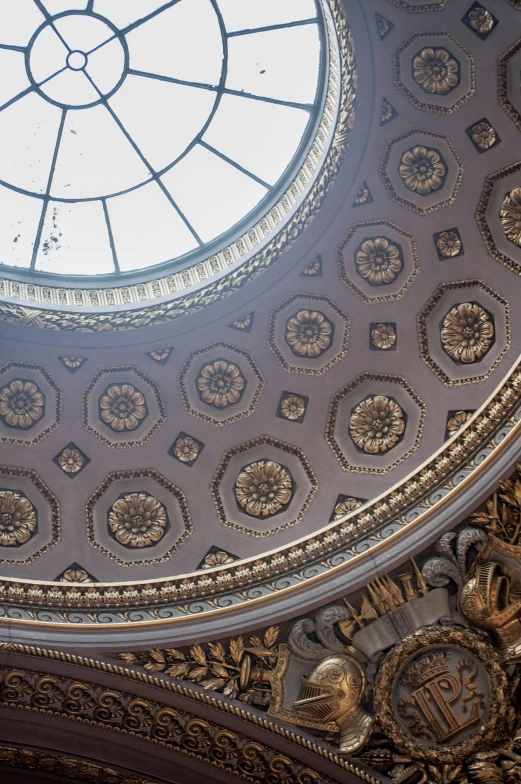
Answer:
(84, 38, 127, 96)
(226, 25, 320, 105)
(93, 0, 173, 31)
(0, 186, 42, 269)
(42, 1, 88, 14)
(34, 200, 114, 274)
(108, 181, 198, 271)
(0, 51, 30, 109)
(0, 92, 62, 194)
(109, 74, 216, 173)
(28, 25, 69, 85)
(51, 106, 151, 199)
(0, 1, 45, 47)
(43, 68, 101, 107)
(203, 94, 309, 186)
(0, 2, 325, 277)
(126, 0, 223, 86)
(162, 144, 267, 243)
(54, 13, 115, 52)
(217, 0, 317, 32)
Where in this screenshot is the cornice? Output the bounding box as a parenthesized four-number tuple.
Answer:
(0, 644, 381, 784)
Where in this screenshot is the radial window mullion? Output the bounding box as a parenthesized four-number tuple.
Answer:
(31, 107, 67, 268)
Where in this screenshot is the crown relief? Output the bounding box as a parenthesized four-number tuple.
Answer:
(399, 649, 452, 691)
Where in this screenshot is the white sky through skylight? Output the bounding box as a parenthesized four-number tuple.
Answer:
(0, 0, 322, 277)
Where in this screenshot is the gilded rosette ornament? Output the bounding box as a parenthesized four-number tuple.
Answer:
(59, 567, 92, 583)
(500, 187, 521, 247)
(412, 47, 460, 95)
(469, 6, 495, 33)
(57, 447, 84, 474)
(280, 395, 306, 421)
(108, 493, 167, 548)
(447, 410, 473, 436)
(173, 436, 200, 463)
(349, 395, 406, 454)
(0, 380, 44, 429)
(399, 146, 447, 195)
(285, 310, 333, 358)
(99, 383, 147, 431)
(371, 324, 396, 350)
(471, 121, 497, 150)
(355, 238, 403, 285)
(0, 491, 36, 547)
(333, 497, 362, 520)
(436, 230, 462, 258)
(196, 360, 245, 409)
(441, 303, 494, 364)
(234, 460, 293, 519)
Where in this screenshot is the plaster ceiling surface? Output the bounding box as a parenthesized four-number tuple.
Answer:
(1, 0, 521, 644)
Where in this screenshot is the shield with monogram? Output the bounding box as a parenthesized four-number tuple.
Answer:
(373, 626, 509, 763)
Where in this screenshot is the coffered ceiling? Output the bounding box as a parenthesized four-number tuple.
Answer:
(1, 0, 521, 646)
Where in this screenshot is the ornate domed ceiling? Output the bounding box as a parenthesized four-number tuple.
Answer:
(0, 0, 521, 652)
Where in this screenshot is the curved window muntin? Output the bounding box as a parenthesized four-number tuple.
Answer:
(0, 0, 330, 285)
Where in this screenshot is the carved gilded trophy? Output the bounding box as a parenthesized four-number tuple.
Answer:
(123, 469, 521, 783)
(459, 560, 521, 664)
(458, 486, 521, 664)
(293, 649, 374, 754)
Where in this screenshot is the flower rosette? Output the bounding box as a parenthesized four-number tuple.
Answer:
(285, 310, 332, 358)
(0, 491, 36, 547)
(99, 384, 147, 432)
(197, 360, 245, 409)
(349, 395, 406, 455)
(234, 460, 293, 518)
(355, 239, 403, 286)
(500, 188, 521, 247)
(0, 380, 44, 429)
(398, 146, 446, 195)
(412, 47, 460, 95)
(108, 493, 167, 548)
(441, 303, 494, 364)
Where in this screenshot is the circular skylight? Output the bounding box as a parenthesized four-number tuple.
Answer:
(0, 0, 325, 277)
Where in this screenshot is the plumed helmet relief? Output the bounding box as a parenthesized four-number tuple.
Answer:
(293, 651, 373, 754)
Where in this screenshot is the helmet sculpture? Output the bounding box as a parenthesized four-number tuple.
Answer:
(458, 561, 521, 663)
(293, 652, 373, 753)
